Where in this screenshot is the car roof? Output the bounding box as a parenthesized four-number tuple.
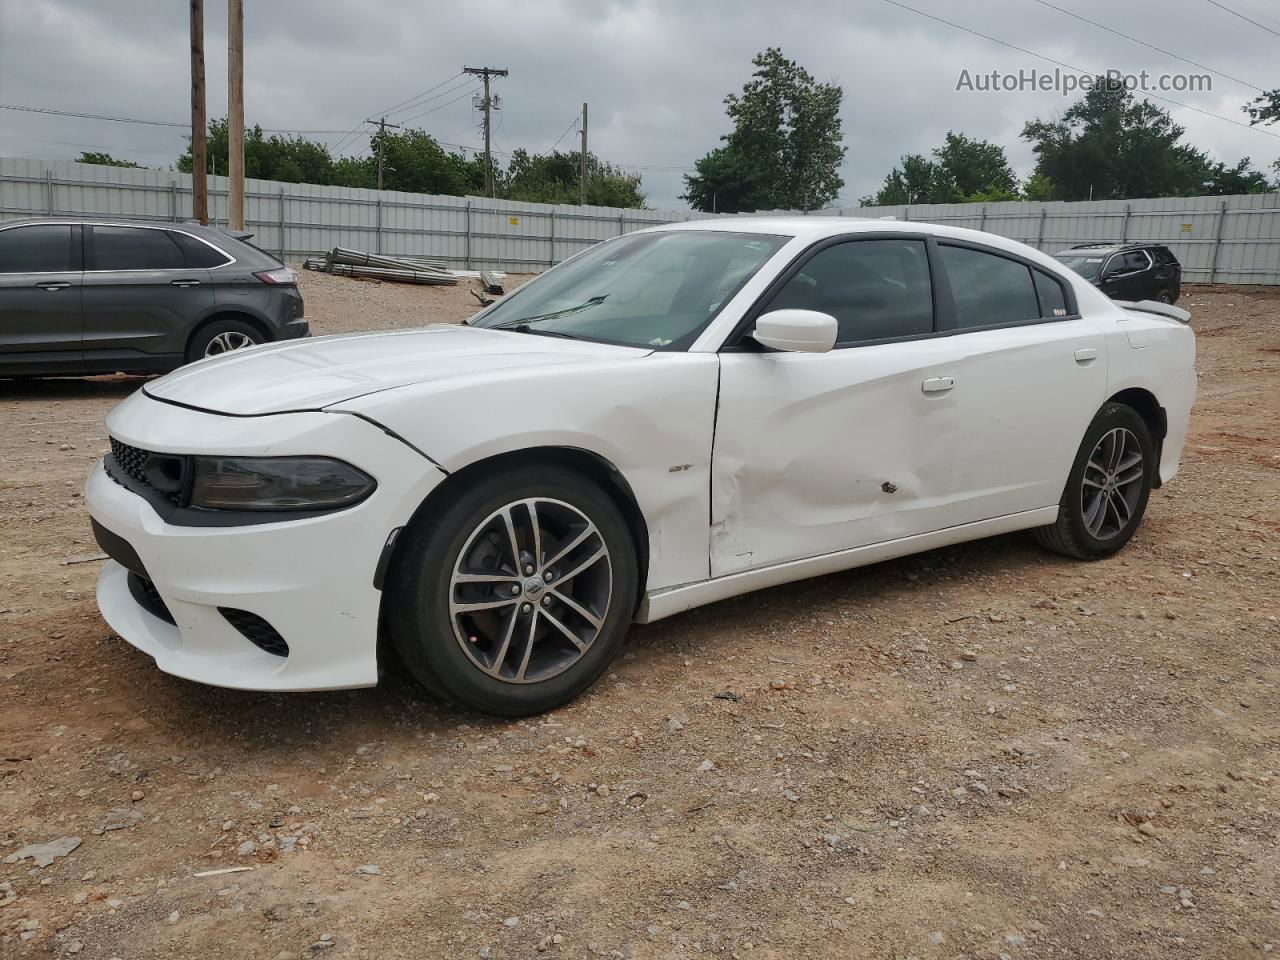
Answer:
(638, 216, 1079, 268)
(0, 216, 230, 237)
(1053, 241, 1166, 256)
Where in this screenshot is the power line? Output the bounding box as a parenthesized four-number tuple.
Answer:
(370, 71, 463, 118)
(397, 86, 481, 127)
(1029, 0, 1264, 91)
(386, 77, 477, 120)
(880, 0, 1280, 140)
(1204, 0, 1280, 37)
(0, 103, 365, 134)
(541, 116, 580, 156)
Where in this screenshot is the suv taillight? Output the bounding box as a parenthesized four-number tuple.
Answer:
(254, 267, 298, 285)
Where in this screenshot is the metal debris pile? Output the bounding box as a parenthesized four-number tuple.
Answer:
(303, 246, 457, 285)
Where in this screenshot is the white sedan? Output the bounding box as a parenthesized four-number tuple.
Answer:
(85, 218, 1195, 715)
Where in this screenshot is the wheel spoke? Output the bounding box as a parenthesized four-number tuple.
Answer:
(1084, 490, 1107, 536)
(513, 612, 539, 681)
(485, 605, 520, 677)
(1082, 475, 1104, 489)
(452, 597, 519, 614)
(500, 507, 521, 571)
(1108, 430, 1126, 471)
(454, 572, 519, 585)
(551, 589, 602, 629)
(541, 608, 587, 651)
(542, 525, 596, 572)
(1110, 490, 1132, 524)
(1115, 464, 1144, 487)
(555, 546, 606, 585)
(527, 499, 542, 570)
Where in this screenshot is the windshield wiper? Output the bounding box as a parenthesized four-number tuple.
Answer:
(497, 325, 583, 340)
(491, 294, 608, 329)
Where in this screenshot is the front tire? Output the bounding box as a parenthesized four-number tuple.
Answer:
(1033, 403, 1155, 560)
(386, 464, 638, 716)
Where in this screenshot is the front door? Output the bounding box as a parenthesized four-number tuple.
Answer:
(82, 224, 213, 370)
(0, 223, 84, 374)
(710, 236, 962, 577)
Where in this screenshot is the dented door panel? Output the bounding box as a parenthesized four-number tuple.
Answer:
(711, 338, 962, 577)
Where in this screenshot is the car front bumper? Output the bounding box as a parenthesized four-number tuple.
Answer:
(84, 391, 445, 692)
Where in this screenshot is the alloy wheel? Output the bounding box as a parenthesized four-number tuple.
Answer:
(448, 497, 612, 683)
(204, 331, 257, 356)
(1081, 427, 1144, 540)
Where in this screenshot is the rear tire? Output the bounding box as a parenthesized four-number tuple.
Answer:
(386, 464, 638, 716)
(1033, 402, 1155, 560)
(1157, 289, 1175, 304)
(186, 319, 263, 363)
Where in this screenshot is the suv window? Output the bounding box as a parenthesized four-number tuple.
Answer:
(171, 231, 232, 268)
(1151, 246, 1176, 266)
(939, 244, 1039, 328)
(90, 226, 185, 271)
(0, 224, 75, 273)
(764, 238, 933, 344)
(1117, 250, 1150, 273)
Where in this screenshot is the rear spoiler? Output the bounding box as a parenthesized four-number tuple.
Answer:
(1114, 299, 1190, 324)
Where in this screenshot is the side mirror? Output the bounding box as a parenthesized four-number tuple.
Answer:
(751, 309, 838, 354)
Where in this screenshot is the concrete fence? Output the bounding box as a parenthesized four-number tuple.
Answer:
(2, 156, 1278, 282)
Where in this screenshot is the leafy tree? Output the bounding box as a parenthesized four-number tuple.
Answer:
(863, 132, 1017, 205)
(361, 128, 486, 195)
(76, 151, 141, 168)
(1201, 157, 1274, 195)
(683, 48, 845, 212)
(1022, 172, 1056, 202)
(1245, 89, 1280, 126)
(501, 149, 644, 207)
(178, 119, 336, 183)
(1021, 78, 1228, 200)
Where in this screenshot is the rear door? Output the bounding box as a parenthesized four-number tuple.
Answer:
(933, 241, 1107, 524)
(1102, 250, 1152, 301)
(710, 235, 964, 576)
(0, 223, 84, 373)
(81, 224, 214, 371)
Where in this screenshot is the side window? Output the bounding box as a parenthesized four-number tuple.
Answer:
(1033, 269, 1069, 318)
(170, 231, 231, 268)
(1120, 251, 1150, 273)
(90, 226, 185, 271)
(764, 239, 933, 344)
(939, 244, 1039, 329)
(0, 225, 75, 273)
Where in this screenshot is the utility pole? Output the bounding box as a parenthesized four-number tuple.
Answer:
(364, 116, 401, 191)
(579, 102, 588, 206)
(227, 0, 245, 230)
(190, 0, 207, 225)
(463, 65, 508, 197)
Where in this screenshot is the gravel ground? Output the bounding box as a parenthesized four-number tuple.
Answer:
(0, 277, 1277, 959)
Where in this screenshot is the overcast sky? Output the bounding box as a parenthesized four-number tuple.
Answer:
(2, 0, 1278, 209)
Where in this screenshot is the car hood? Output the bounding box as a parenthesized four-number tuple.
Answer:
(143, 324, 652, 415)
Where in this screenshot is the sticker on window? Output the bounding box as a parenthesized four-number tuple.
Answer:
(1053, 307, 1067, 316)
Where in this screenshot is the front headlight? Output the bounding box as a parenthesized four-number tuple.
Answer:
(189, 456, 375, 511)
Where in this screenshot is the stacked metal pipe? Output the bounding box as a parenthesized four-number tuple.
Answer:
(301, 246, 457, 285)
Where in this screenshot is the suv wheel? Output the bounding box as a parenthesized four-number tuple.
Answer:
(1156, 289, 1175, 304)
(188, 319, 263, 362)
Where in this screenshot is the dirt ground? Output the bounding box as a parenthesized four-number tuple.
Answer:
(1, 274, 1277, 959)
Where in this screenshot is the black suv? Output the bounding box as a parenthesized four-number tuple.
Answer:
(1052, 242, 1181, 304)
(0, 218, 307, 377)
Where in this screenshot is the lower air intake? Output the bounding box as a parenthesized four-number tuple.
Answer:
(219, 608, 290, 658)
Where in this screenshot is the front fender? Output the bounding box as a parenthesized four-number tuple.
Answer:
(330, 353, 721, 592)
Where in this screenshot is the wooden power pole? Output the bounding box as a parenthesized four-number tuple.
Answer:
(579, 102, 588, 205)
(363, 116, 401, 191)
(190, 0, 208, 225)
(227, 0, 245, 230)
(463, 65, 508, 197)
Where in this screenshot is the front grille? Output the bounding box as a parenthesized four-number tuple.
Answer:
(219, 608, 290, 658)
(105, 439, 184, 505)
(127, 572, 176, 625)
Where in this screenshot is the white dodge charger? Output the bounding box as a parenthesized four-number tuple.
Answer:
(85, 218, 1196, 715)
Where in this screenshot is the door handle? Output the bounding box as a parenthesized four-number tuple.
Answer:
(35, 281, 70, 291)
(1074, 347, 1098, 364)
(170, 279, 202, 287)
(922, 376, 955, 394)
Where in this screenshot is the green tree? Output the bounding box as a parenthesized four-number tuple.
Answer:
(1022, 172, 1056, 202)
(76, 151, 141, 168)
(1022, 78, 1220, 200)
(1201, 157, 1274, 195)
(501, 149, 644, 207)
(1245, 89, 1280, 126)
(864, 132, 1016, 205)
(683, 48, 845, 212)
(178, 119, 336, 183)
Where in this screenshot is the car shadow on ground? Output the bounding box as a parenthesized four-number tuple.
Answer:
(100, 529, 1067, 755)
(0, 374, 150, 402)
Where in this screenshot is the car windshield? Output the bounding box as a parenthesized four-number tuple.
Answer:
(470, 230, 788, 349)
(1053, 253, 1107, 280)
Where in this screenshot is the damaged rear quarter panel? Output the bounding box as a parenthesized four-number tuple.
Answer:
(329, 352, 721, 592)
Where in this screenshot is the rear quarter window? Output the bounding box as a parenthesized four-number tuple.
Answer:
(171, 231, 232, 268)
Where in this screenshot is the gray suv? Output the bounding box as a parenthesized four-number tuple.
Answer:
(0, 218, 307, 377)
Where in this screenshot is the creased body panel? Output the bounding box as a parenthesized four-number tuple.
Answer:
(331, 353, 721, 592)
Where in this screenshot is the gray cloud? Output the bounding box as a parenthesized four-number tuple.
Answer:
(1, 0, 1276, 208)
